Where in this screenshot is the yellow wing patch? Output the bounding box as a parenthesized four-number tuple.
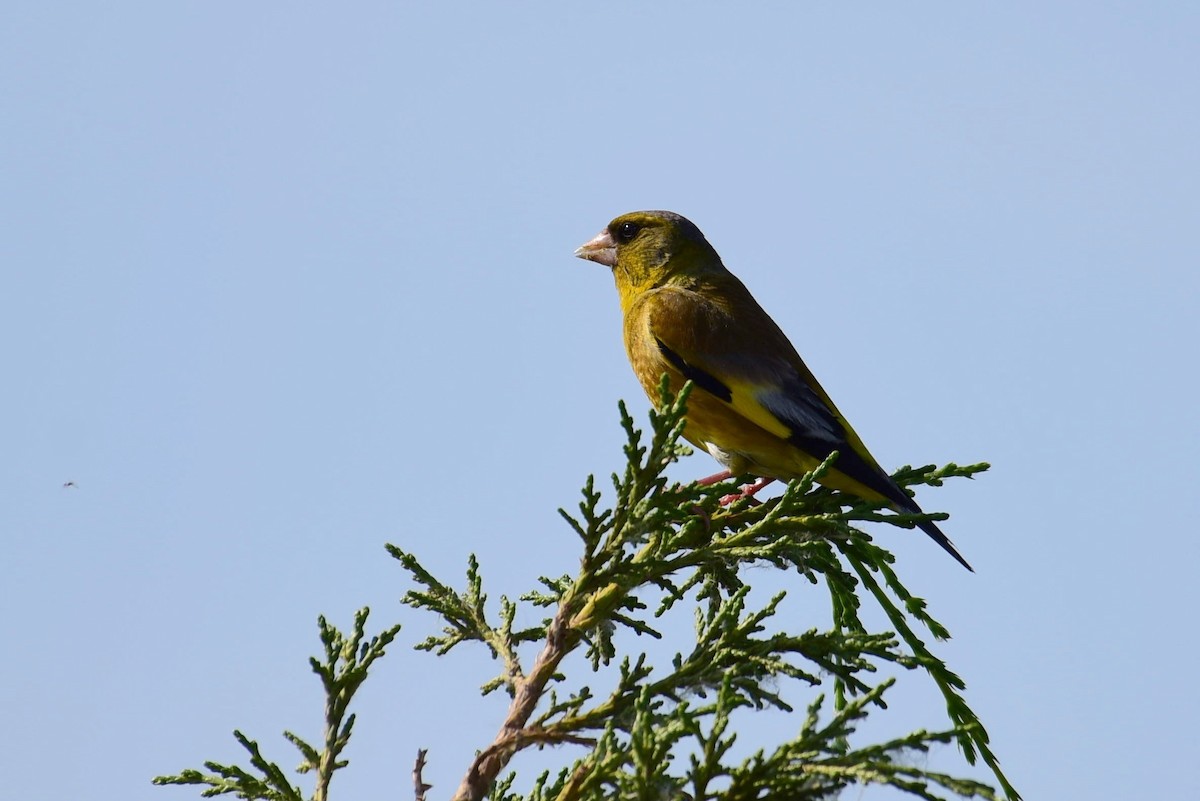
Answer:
(722, 377, 794, 440)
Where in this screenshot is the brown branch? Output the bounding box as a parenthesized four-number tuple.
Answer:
(474, 729, 597, 766)
(552, 761, 594, 801)
(413, 749, 431, 801)
(450, 599, 586, 801)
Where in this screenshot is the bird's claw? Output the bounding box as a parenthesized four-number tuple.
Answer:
(716, 476, 775, 507)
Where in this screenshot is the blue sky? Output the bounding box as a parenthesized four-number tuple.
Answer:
(3, 4, 1198, 799)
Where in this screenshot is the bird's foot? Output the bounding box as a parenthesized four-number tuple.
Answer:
(717, 477, 775, 507)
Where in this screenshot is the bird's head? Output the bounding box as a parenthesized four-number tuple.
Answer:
(575, 210, 723, 304)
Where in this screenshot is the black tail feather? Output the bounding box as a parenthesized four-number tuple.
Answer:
(916, 517, 974, 572)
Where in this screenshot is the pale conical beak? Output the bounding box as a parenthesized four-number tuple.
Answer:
(574, 229, 617, 267)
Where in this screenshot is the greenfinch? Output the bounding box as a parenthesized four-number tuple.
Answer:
(575, 210, 972, 571)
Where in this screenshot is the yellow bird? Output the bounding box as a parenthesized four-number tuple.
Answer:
(575, 210, 972, 571)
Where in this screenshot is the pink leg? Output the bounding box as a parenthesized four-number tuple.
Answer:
(719, 476, 776, 507)
(696, 470, 733, 486)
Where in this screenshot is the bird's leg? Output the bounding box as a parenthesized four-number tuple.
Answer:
(719, 476, 775, 507)
(741, 476, 775, 498)
(695, 469, 733, 486)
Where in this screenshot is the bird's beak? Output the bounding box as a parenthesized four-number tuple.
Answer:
(574, 229, 617, 267)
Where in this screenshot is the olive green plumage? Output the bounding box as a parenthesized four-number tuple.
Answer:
(575, 210, 972, 571)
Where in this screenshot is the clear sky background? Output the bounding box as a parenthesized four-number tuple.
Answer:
(3, 4, 1198, 800)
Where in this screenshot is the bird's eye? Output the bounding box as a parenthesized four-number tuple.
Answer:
(614, 221, 641, 244)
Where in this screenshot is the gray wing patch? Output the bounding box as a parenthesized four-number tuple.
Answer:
(755, 375, 844, 446)
(759, 374, 899, 500)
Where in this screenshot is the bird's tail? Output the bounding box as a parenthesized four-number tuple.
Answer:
(914, 516, 974, 572)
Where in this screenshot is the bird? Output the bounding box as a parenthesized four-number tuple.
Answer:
(575, 210, 972, 571)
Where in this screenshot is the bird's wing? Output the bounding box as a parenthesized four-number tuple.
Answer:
(642, 283, 974, 572)
(644, 285, 842, 439)
(643, 284, 903, 503)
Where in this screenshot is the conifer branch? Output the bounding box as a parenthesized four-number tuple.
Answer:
(155, 380, 1017, 801)
(152, 609, 399, 801)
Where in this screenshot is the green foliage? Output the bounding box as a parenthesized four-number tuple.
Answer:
(155, 380, 1017, 801)
(153, 611, 399, 801)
